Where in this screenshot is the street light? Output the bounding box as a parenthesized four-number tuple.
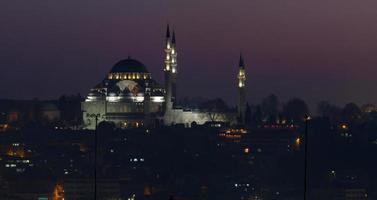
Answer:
(304, 115, 310, 200)
(87, 113, 100, 200)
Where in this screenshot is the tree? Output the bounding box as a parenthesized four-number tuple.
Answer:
(252, 105, 263, 125)
(283, 98, 309, 123)
(245, 103, 252, 125)
(200, 98, 229, 122)
(317, 101, 341, 122)
(341, 103, 362, 121)
(58, 94, 82, 127)
(261, 94, 280, 123)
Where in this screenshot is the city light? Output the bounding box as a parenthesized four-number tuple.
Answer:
(341, 124, 348, 130)
(295, 138, 301, 146)
(52, 183, 64, 200)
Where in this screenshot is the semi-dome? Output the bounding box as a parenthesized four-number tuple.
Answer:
(110, 57, 148, 73)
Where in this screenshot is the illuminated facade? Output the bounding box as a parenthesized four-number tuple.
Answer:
(81, 57, 165, 129)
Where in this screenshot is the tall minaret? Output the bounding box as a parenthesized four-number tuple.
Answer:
(164, 24, 173, 111)
(237, 54, 246, 124)
(171, 31, 178, 104)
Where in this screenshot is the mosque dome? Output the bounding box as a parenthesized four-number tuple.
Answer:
(110, 57, 148, 73)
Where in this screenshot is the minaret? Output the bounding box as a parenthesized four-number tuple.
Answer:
(237, 54, 246, 124)
(164, 24, 173, 111)
(171, 30, 177, 104)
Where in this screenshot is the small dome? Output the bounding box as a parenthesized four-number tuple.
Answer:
(110, 57, 148, 73)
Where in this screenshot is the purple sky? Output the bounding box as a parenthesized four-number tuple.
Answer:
(1, 0, 377, 109)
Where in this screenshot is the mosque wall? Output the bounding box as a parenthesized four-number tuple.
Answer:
(82, 100, 164, 129)
(81, 101, 107, 129)
(163, 108, 235, 127)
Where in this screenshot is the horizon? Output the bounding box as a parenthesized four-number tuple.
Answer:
(1, 0, 377, 109)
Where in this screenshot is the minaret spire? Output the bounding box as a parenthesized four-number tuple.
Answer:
(237, 54, 247, 125)
(166, 24, 171, 38)
(239, 54, 244, 68)
(170, 29, 177, 103)
(172, 31, 176, 44)
(164, 24, 173, 112)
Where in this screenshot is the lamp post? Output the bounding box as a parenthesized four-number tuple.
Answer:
(304, 115, 311, 200)
(87, 113, 100, 200)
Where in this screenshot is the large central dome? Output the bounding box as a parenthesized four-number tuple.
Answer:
(110, 57, 148, 73)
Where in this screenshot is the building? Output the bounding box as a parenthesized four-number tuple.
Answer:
(81, 57, 165, 129)
(82, 25, 247, 129)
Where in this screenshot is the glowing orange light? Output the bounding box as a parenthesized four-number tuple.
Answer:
(295, 138, 301, 146)
(52, 183, 64, 200)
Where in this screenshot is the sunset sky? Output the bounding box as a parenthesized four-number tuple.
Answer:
(1, 0, 377, 109)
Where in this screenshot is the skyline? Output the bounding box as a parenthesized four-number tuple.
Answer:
(1, 0, 377, 108)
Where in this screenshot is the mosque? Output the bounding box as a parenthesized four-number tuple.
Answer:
(81, 25, 247, 129)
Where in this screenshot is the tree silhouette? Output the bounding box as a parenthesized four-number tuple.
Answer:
(317, 101, 341, 122)
(252, 105, 263, 125)
(283, 98, 309, 123)
(261, 94, 280, 123)
(245, 103, 252, 125)
(341, 103, 362, 121)
(200, 98, 229, 122)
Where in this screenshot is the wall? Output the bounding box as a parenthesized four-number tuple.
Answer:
(163, 108, 235, 127)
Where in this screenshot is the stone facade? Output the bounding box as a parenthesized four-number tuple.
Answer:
(163, 108, 236, 127)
